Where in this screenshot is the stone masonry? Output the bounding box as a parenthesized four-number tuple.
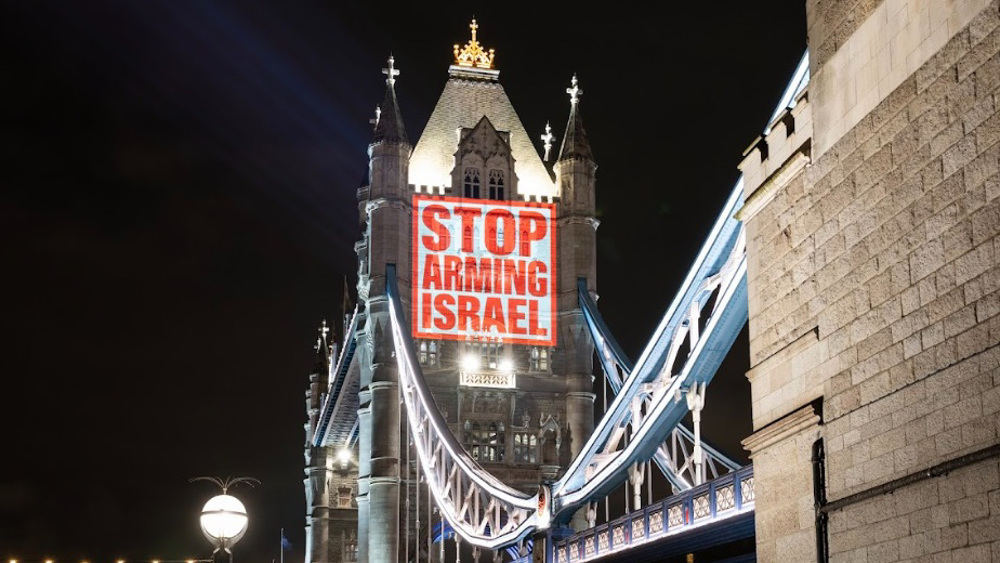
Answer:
(306, 23, 599, 561)
(741, 1, 1000, 561)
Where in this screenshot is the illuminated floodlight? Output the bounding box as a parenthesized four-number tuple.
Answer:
(338, 448, 351, 468)
(461, 354, 480, 371)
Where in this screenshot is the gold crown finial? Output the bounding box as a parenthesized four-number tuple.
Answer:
(453, 18, 495, 69)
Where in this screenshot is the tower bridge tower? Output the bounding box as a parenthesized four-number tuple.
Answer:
(305, 20, 599, 563)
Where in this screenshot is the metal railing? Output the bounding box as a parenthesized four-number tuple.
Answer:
(553, 465, 755, 563)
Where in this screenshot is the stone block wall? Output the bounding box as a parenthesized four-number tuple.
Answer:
(742, 1, 1000, 561)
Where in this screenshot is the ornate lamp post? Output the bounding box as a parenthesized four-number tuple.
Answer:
(190, 476, 260, 563)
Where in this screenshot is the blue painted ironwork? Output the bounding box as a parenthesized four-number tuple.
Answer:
(553, 465, 755, 563)
(579, 278, 741, 491)
(306, 47, 817, 559)
(551, 179, 749, 517)
(312, 306, 362, 448)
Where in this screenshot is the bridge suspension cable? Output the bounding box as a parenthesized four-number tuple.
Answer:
(380, 171, 748, 548)
(308, 47, 810, 559)
(387, 265, 538, 550)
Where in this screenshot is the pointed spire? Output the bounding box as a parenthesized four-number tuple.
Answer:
(558, 74, 594, 162)
(566, 75, 582, 106)
(341, 275, 352, 316)
(383, 55, 400, 86)
(313, 319, 330, 371)
(541, 122, 555, 162)
(372, 55, 408, 145)
(341, 275, 353, 343)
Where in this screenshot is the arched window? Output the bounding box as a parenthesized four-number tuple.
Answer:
(464, 420, 505, 462)
(463, 167, 481, 199)
(488, 170, 504, 200)
(465, 342, 503, 369)
(418, 340, 438, 366)
(530, 347, 550, 371)
(513, 432, 538, 463)
(463, 226, 474, 253)
(343, 531, 358, 562)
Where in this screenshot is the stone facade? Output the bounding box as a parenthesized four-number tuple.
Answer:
(306, 24, 598, 562)
(305, 334, 360, 563)
(741, 1, 1000, 561)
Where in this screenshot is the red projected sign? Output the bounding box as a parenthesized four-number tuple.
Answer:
(412, 195, 557, 346)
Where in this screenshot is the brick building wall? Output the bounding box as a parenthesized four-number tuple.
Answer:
(741, 1, 1000, 561)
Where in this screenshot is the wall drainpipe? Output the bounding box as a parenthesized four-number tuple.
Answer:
(812, 439, 829, 563)
(813, 441, 1000, 563)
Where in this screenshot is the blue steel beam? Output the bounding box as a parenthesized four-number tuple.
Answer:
(553, 181, 746, 503)
(553, 259, 748, 515)
(579, 278, 742, 491)
(312, 306, 362, 448)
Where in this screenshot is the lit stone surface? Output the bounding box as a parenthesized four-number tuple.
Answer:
(305, 20, 596, 562)
(409, 78, 557, 198)
(743, 1, 1000, 561)
(810, 0, 992, 157)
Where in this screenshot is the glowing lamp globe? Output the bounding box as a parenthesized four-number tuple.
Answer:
(200, 494, 249, 548)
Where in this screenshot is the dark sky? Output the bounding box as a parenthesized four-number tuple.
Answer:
(1, 2, 806, 562)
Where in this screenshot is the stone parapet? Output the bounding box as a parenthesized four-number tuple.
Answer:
(739, 87, 813, 209)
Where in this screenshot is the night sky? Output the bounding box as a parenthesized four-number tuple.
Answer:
(1, 2, 806, 562)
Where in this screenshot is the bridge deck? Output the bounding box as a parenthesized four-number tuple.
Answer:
(552, 465, 755, 563)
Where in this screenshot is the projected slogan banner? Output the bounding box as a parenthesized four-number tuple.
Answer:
(412, 195, 557, 346)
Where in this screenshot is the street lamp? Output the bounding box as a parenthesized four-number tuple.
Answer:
(200, 494, 248, 546)
(190, 476, 260, 563)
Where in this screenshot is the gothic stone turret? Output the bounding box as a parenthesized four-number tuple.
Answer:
(304, 322, 359, 563)
(312, 20, 602, 562)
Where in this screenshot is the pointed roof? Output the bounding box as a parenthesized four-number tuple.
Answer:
(457, 115, 514, 161)
(313, 320, 330, 374)
(558, 75, 593, 162)
(410, 78, 556, 197)
(408, 21, 556, 198)
(372, 55, 408, 145)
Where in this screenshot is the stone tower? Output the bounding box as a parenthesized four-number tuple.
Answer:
(304, 324, 333, 563)
(739, 1, 1000, 561)
(306, 19, 599, 562)
(304, 321, 360, 563)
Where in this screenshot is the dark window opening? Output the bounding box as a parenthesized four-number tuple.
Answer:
(464, 167, 481, 199)
(488, 170, 505, 200)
